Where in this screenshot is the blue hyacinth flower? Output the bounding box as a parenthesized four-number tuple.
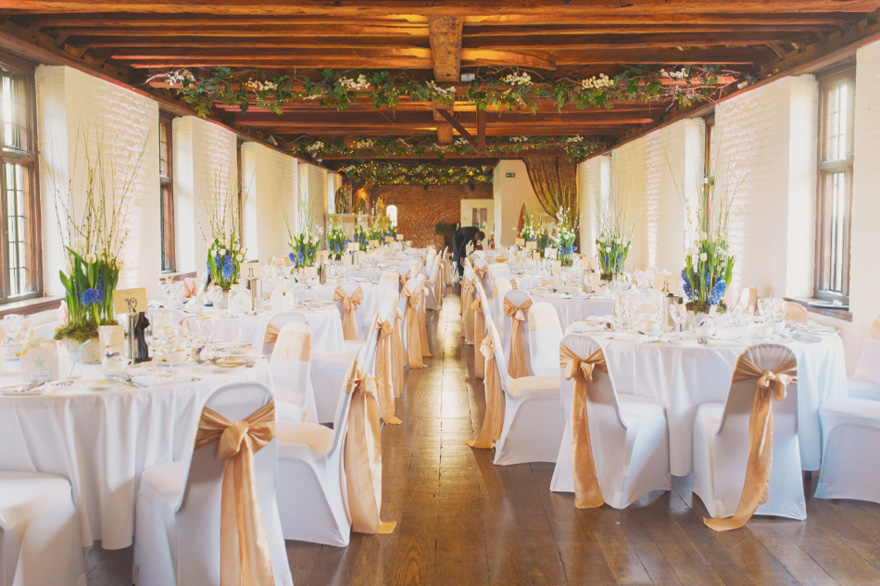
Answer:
(288, 252, 296, 264)
(681, 271, 693, 300)
(709, 278, 727, 305)
(81, 287, 103, 306)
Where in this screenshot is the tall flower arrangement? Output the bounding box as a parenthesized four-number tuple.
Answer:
(326, 218, 348, 260)
(202, 176, 246, 291)
(595, 195, 638, 280)
(552, 206, 578, 266)
(353, 224, 369, 251)
(49, 128, 147, 343)
(368, 212, 391, 242)
(681, 177, 736, 313)
(285, 190, 323, 268)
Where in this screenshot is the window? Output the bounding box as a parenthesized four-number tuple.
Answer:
(386, 204, 398, 227)
(159, 113, 175, 272)
(702, 115, 716, 233)
(815, 68, 855, 302)
(0, 54, 40, 304)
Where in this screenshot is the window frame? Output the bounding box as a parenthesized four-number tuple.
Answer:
(0, 52, 42, 305)
(813, 66, 856, 303)
(702, 114, 716, 234)
(159, 111, 176, 273)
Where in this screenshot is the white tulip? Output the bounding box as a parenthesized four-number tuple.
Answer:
(605, 246, 611, 253)
(699, 252, 708, 262)
(220, 248, 227, 256)
(87, 252, 97, 264)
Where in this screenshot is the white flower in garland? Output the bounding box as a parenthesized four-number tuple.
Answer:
(454, 137, 470, 147)
(427, 80, 456, 98)
(565, 135, 584, 143)
(305, 141, 325, 154)
(338, 74, 371, 91)
(355, 138, 375, 149)
(502, 72, 533, 86)
(510, 136, 529, 143)
(165, 69, 195, 86)
(660, 68, 689, 80)
(581, 73, 615, 89)
(245, 79, 278, 92)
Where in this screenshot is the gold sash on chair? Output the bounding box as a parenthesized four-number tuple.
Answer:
(393, 308, 405, 398)
(374, 316, 402, 424)
(504, 297, 533, 379)
(401, 283, 424, 368)
(333, 284, 364, 341)
(433, 268, 444, 309)
(472, 297, 485, 379)
(460, 278, 476, 345)
(468, 335, 505, 449)
(263, 324, 280, 345)
(344, 366, 397, 535)
(704, 356, 797, 532)
(560, 344, 608, 509)
(193, 401, 277, 586)
(418, 284, 432, 358)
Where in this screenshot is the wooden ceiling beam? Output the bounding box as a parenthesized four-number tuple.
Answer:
(435, 107, 477, 149)
(462, 32, 817, 50)
(428, 15, 462, 82)
(88, 36, 432, 50)
(3, 1, 879, 16)
(265, 126, 626, 136)
(49, 24, 430, 37)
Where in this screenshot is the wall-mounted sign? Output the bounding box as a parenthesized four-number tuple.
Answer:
(506, 172, 515, 178)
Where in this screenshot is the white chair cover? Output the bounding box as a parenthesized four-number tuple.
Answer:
(488, 263, 510, 279)
(692, 343, 805, 523)
(270, 321, 319, 424)
(0, 471, 85, 586)
(848, 315, 880, 401)
(492, 276, 515, 329)
(527, 302, 563, 377)
(262, 310, 309, 357)
(332, 280, 367, 341)
(549, 333, 671, 509)
(473, 258, 492, 300)
(133, 382, 293, 586)
(479, 290, 562, 466)
(814, 397, 880, 504)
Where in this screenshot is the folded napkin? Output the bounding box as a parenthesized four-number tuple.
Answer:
(793, 332, 823, 343)
(706, 338, 747, 347)
(1, 382, 47, 396)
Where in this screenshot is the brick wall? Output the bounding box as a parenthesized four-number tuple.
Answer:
(369, 184, 493, 248)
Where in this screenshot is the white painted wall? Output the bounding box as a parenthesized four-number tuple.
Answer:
(297, 162, 328, 236)
(36, 65, 161, 299)
(492, 160, 543, 247)
(240, 141, 298, 264)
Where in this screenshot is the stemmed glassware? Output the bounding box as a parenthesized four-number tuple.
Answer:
(669, 303, 688, 332)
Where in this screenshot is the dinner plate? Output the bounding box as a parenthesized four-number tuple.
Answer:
(211, 356, 256, 369)
(225, 344, 257, 356)
(79, 378, 123, 392)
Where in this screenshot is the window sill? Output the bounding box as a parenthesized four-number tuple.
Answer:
(784, 297, 852, 322)
(0, 296, 63, 317)
(160, 271, 196, 282)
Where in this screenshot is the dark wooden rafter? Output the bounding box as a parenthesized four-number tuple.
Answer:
(427, 16, 462, 144)
(435, 108, 477, 149)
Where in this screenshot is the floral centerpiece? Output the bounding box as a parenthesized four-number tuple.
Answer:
(285, 210, 321, 268)
(203, 178, 246, 291)
(535, 225, 553, 255)
(552, 206, 578, 266)
(681, 178, 736, 313)
(49, 130, 145, 361)
(326, 218, 349, 260)
(353, 224, 369, 251)
(595, 195, 638, 281)
(368, 211, 392, 243)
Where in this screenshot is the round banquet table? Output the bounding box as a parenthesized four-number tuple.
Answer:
(514, 274, 549, 290)
(0, 358, 272, 549)
(565, 327, 847, 475)
(528, 291, 615, 329)
(304, 282, 397, 331)
(210, 305, 345, 355)
(347, 267, 385, 281)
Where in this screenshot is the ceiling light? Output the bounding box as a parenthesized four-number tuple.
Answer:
(460, 73, 476, 82)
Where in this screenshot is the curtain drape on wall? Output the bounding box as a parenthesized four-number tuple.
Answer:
(523, 156, 579, 220)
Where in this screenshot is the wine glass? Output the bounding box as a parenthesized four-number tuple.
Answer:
(669, 303, 687, 332)
(206, 284, 223, 308)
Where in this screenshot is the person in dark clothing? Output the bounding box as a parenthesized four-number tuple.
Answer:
(452, 226, 485, 278)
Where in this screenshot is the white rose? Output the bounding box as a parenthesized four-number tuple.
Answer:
(699, 252, 708, 262)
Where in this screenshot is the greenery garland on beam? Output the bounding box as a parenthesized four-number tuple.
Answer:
(335, 161, 494, 186)
(160, 65, 737, 117)
(294, 134, 605, 162)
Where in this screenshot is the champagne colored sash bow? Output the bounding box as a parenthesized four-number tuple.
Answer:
(402, 284, 425, 368)
(468, 335, 505, 449)
(472, 297, 486, 379)
(418, 285, 432, 358)
(393, 308, 405, 397)
(504, 297, 534, 379)
(344, 367, 397, 534)
(560, 344, 608, 509)
(433, 267, 444, 309)
(460, 278, 477, 345)
(474, 266, 487, 283)
(704, 356, 797, 532)
(333, 284, 364, 341)
(263, 324, 280, 345)
(374, 316, 402, 424)
(441, 257, 452, 286)
(194, 402, 277, 586)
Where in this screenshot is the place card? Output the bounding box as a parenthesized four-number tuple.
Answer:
(368, 239, 380, 248)
(347, 242, 360, 252)
(532, 251, 541, 261)
(525, 241, 537, 250)
(316, 250, 330, 262)
(240, 261, 262, 280)
(654, 273, 676, 292)
(544, 247, 558, 260)
(396, 234, 404, 241)
(114, 287, 148, 314)
(515, 237, 525, 247)
(20, 340, 61, 383)
(98, 324, 125, 355)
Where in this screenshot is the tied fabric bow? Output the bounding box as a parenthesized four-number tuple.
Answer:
(472, 297, 486, 379)
(263, 324, 280, 345)
(344, 365, 397, 535)
(704, 355, 797, 532)
(473, 266, 487, 283)
(503, 297, 534, 379)
(373, 315, 402, 424)
(193, 402, 277, 586)
(468, 334, 505, 449)
(560, 344, 609, 509)
(402, 283, 425, 368)
(333, 284, 364, 341)
(460, 277, 477, 345)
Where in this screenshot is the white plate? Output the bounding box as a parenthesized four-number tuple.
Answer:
(226, 344, 257, 356)
(79, 378, 123, 392)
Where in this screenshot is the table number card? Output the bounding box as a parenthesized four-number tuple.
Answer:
(240, 262, 262, 280)
(544, 247, 558, 260)
(368, 239, 380, 248)
(525, 241, 537, 250)
(384, 236, 393, 244)
(396, 234, 404, 241)
(532, 251, 541, 261)
(654, 273, 676, 292)
(515, 237, 525, 247)
(316, 250, 330, 262)
(114, 288, 148, 314)
(347, 242, 360, 252)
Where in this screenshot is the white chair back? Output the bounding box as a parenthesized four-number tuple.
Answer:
(407, 260, 422, 278)
(396, 265, 412, 283)
(492, 277, 514, 329)
(262, 311, 308, 356)
(488, 263, 510, 278)
(853, 314, 880, 385)
(528, 302, 563, 377)
(270, 321, 313, 410)
(175, 382, 289, 584)
(472, 250, 487, 260)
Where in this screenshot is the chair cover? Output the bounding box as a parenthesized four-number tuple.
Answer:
(848, 314, 880, 401)
(0, 471, 85, 586)
(262, 311, 309, 356)
(380, 269, 401, 291)
(460, 266, 478, 346)
(471, 283, 488, 379)
(134, 382, 293, 586)
(550, 334, 670, 509)
(332, 281, 365, 341)
(814, 397, 880, 504)
(502, 290, 535, 379)
(473, 258, 492, 300)
(492, 276, 514, 330)
(488, 263, 510, 279)
(401, 276, 425, 368)
(784, 302, 808, 324)
(527, 302, 563, 377)
(270, 321, 319, 424)
(371, 293, 403, 424)
(692, 343, 804, 531)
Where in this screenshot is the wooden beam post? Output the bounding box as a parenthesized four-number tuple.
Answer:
(435, 108, 477, 149)
(477, 108, 486, 152)
(428, 15, 462, 83)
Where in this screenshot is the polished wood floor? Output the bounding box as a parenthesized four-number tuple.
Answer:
(87, 291, 880, 586)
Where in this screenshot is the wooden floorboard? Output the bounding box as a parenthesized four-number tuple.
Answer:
(83, 289, 880, 586)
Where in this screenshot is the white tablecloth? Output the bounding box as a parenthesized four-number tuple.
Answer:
(566, 329, 847, 475)
(0, 359, 272, 549)
(529, 292, 615, 329)
(210, 305, 344, 356)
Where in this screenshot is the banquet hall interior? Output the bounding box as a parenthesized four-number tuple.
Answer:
(3, 1, 880, 585)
